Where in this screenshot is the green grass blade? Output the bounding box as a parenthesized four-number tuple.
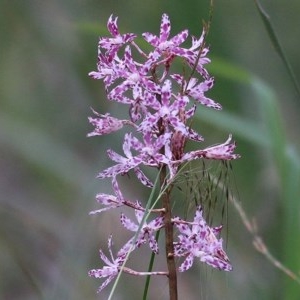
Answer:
(108, 168, 163, 300)
(143, 230, 160, 300)
(254, 0, 300, 98)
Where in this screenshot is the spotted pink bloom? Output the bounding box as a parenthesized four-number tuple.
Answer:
(171, 74, 222, 110)
(142, 13, 189, 61)
(99, 14, 136, 61)
(89, 177, 124, 215)
(97, 132, 171, 186)
(120, 208, 164, 253)
(186, 30, 211, 78)
(87, 109, 134, 137)
(181, 135, 240, 162)
(88, 52, 125, 90)
(108, 46, 160, 102)
(138, 80, 188, 134)
(173, 207, 232, 272)
(129, 86, 157, 122)
(88, 235, 134, 293)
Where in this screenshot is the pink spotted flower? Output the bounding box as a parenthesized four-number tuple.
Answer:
(88, 235, 134, 293)
(120, 208, 164, 253)
(99, 14, 136, 61)
(173, 206, 232, 272)
(97, 132, 172, 186)
(87, 109, 135, 137)
(142, 13, 189, 62)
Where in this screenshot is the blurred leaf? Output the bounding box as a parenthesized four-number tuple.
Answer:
(196, 107, 268, 147)
(209, 57, 251, 83)
(76, 22, 108, 36)
(254, 0, 300, 98)
(0, 112, 91, 192)
(198, 57, 300, 297)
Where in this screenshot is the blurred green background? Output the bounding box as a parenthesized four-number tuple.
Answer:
(1, 0, 300, 299)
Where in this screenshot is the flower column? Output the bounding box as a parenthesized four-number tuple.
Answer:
(88, 14, 240, 299)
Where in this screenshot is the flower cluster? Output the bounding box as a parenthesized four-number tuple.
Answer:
(173, 207, 232, 272)
(88, 14, 240, 293)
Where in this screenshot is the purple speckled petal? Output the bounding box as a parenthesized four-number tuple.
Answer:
(159, 13, 171, 42)
(120, 213, 138, 231)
